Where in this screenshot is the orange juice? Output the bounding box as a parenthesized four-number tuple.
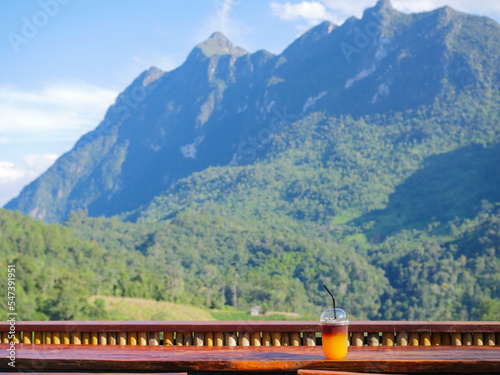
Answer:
(320, 323, 349, 360)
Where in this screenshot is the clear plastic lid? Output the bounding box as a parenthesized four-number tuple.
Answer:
(320, 308, 349, 324)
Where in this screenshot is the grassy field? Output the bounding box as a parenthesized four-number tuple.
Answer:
(90, 296, 315, 321)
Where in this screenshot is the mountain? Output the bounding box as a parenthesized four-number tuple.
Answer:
(6, 0, 500, 222)
(3, 1, 500, 320)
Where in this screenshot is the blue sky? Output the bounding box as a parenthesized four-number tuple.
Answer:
(1, 0, 500, 207)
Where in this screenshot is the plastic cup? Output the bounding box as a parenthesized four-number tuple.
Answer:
(320, 308, 349, 360)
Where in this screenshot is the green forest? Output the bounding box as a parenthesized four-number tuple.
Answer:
(2, 90, 499, 321)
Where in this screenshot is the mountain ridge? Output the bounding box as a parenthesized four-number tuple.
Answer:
(5, 2, 500, 223)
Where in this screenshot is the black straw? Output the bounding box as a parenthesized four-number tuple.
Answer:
(323, 285, 337, 319)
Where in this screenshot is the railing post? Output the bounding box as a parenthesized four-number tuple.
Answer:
(396, 332, 408, 346)
(164, 332, 174, 346)
(305, 332, 316, 346)
(367, 332, 380, 346)
(23, 332, 31, 344)
(214, 332, 224, 346)
(138, 331, 147, 346)
(251, 332, 261, 346)
(272, 332, 282, 346)
(352, 332, 364, 346)
(473, 333, 483, 346)
(204, 332, 214, 346)
(34, 331, 43, 344)
(109, 332, 117, 345)
(382, 332, 394, 346)
(117, 332, 126, 345)
(451, 333, 462, 346)
(240, 332, 250, 346)
(421, 332, 431, 346)
(485, 332, 495, 345)
(128, 332, 137, 345)
(291, 332, 301, 346)
(99, 332, 107, 345)
(442, 332, 451, 345)
(53, 332, 61, 345)
(282, 332, 290, 346)
(409, 332, 419, 346)
(194, 332, 204, 346)
(463, 333, 472, 346)
(431, 332, 441, 346)
(262, 332, 271, 346)
(149, 332, 159, 346)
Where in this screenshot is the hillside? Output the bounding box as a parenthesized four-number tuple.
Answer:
(6, 0, 500, 222)
(2, 0, 500, 321)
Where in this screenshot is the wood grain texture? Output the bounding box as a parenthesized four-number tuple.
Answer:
(1, 344, 499, 373)
(299, 371, 404, 375)
(0, 373, 186, 375)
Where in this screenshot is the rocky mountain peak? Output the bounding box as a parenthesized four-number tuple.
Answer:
(195, 32, 247, 58)
(373, 0, 393, 12)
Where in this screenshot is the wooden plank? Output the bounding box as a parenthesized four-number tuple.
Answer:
(299, 371, 405, 375)
(1, 345, 499, 373)
(2, 320, 498, 333)
(0, 373, 187, 375)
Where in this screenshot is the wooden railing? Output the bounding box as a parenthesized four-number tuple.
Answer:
(1, 321, 499, 347)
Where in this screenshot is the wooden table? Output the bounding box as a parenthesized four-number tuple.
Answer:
(1, 344, 499, 374)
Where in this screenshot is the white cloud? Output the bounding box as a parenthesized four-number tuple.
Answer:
(0, 81, 118, 206)
(0, 82, 118, 138)
(0, 162, 25, 183)
(0, 154, 59, 206)
(270, 1, 339, 25)
(193, 0, 252, 53)
(271, 0, 500, 27)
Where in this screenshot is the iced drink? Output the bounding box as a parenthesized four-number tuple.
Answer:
(320, 308, 349, 360)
